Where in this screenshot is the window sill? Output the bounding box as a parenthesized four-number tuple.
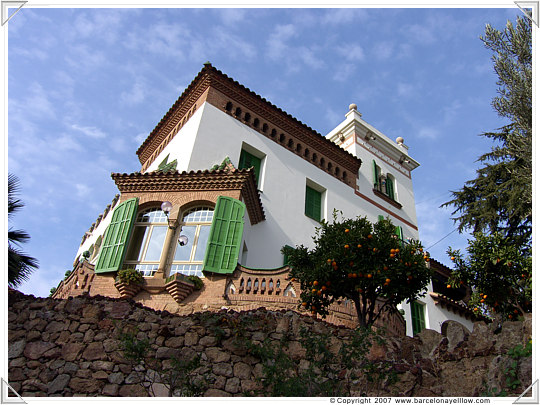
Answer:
(372, 188, 402, 209)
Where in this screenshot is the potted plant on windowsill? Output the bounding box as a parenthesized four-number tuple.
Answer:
(114, 268, 144, 299)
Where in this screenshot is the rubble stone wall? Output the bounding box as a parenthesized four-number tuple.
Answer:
(8, 290, 532, 397)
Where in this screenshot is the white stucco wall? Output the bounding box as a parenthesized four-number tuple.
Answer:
(144, 107, 205, 173)
(400, 280, 475, 336)
(183, 102, 420, 269)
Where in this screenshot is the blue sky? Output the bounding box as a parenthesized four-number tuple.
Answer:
(5, 3, 531, 298)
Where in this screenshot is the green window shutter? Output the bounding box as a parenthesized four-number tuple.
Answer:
(203, 196, 246, 274)
(378, 215, 384, 222)
(386, 177, 395, 200)
(372, 160, 380, 187)
(239, 150, 262, 185)
(305, 185, 322, 222)
(395, 226, 403, 240)
(283, 245, 293, 266)
(95, 198, 139, 274)
(411, 301, 426, 335)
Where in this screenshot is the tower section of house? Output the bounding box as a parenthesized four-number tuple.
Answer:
(56, 63, 482, 336)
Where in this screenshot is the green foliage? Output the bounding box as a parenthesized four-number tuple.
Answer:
(284, 212, 432, 327)
(119, 328, 206, 396)
(117, 268, 145, 286)
(64, 270, 72, 279)
(443, 16, 532, 245)
(447, 232, 531, 319)
(481, 340, 532, 396)
(49, 287, 57, 297)
(157, 154, 178, 173)
(82, 250, 91, 260)
(8, 173, 38, 288)
(187, 275, 204, 290)
(244, 325, 396, 396)
(119, 329, 150, 363)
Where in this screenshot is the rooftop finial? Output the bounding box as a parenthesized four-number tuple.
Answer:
(204, 61, 212, 67)
(349, 103, 357, 111)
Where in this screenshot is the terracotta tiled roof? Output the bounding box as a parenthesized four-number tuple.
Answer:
(111, 168, 265, 225)
(429, 292, 489, 322)
(136, 63, 362, 176)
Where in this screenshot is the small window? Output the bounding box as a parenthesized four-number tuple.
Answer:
(411, 301, 426, 335)
(386, 174, 396, 200)
(239, 149, 263, 186)
(372, 160, 381, 189)
(305, 185, 323, 222)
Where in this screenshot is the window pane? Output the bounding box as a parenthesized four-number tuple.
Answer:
(193, 225, 211, 262)
(170, 264, 203, 278)
(173, 225, 197, 262)
(183, 207, 213, 223)
(143, 226, 167, 261)
(138, 208, 168, 223)
(125, 226, 149, 261)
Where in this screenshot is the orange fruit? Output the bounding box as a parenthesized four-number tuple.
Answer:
(352, 273, 357, 278)
(317, 290, 322, 296)
(367, 274, 372, 279)
(357, 244, 362, 248)
(367, 234, 373, 239)
(373, 248, 378, 252)
(332, 261, 337, 266)
(327, 259, 332, 264)
(301, 302, 307, 307)
(344, 244, 350, 249)
(390, 253, 395, 258)
(483, 295, 487, 299)
(313, 281, 318, 286)
(451, 256, 455, 261)
(345, 229, 350, 233)
(385, 278, 391, 283)
(480, 299, 485, 303)
(447, 284, 451, 289)
(312, 289, 317, 294)
(321, 286, 327, 291)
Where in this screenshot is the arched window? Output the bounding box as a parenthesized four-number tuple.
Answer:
(124, 207, 169, 276)
(90, 235, 103, 263)
(253, 118, 260, 128)
(170, 207, 214, 278)
(225, 102, 233, 112)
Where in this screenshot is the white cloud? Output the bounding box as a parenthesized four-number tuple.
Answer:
(321, 8, 369, 25)
(65, 44, 107, 72)
(336, 44, 365, 63)
(75, 183, 91, 198)
(120, 80, 146, 106)
(417, 127, 441, 140)
(372, 41, 394, 60)
(267, 24, 297, 60)
(71, 124, 106, 139)
(397, 82, 415, 97)
(332, 63, 355, 82)
(217, 8, 247, 26)
(16, 82, 57, 120)
(298, 47, 324, 70)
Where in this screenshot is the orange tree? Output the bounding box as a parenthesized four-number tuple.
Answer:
(446, 232, 531, 321)
(283, 214, 432, 328)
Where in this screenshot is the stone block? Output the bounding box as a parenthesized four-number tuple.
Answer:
(8, 340, 25, 359)
(62, 342, 84, 362)
(24, 341, 56, 360)
(213, 363, 233, 377)
(82, 342, 106, 361)
(204, 388, 232, 397)
(118, 384, 148, 396)
(225, 377, 240, 394)
(233, 362, 252, 380)
(205, 347, 231, 363)
(47, 374, 70, 394)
